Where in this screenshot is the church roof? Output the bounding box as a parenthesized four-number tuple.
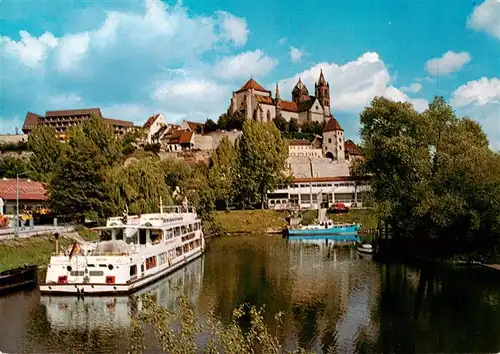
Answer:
(317, 69, 327, 86)
(236, 78, 269, 93)
(324, 117, 343, 132)
(297, 97, 316, 112)
(256, 96, 274, 105)
(279, 100, 298, 112)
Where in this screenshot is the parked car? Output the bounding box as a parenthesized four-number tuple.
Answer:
(328, 203, 349, 214)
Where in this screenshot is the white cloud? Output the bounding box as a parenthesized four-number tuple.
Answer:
(451, 77, 500, 149)
(278, 37, 287, 45)
(1, 30, 57, 68)
(400, 82, 422, 93)
(279, 52, 427, 113)
(289, 46, 303, 63)
(467, 0, 500, 39)
(55, 32, 90, 72)
(425, 51, 471, 76)
(450, 77, 500, 107)
(216, 11, 248, 46)
(212, 50, 278, 81)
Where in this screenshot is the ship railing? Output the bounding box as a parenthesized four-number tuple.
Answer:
(51, 251, 136, 257)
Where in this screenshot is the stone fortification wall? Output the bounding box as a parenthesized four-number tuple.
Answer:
(288, 156, 350, 178)
(0, 134, 28, 144)
(209, 130, 242, 149)
(193, 135, 213, 151)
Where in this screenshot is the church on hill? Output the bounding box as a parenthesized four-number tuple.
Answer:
(228, 70, 334, 126)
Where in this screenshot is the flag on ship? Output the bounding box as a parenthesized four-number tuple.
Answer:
(69, 242, 79, 260)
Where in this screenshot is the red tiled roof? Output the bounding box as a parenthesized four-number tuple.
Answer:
(179, 131, 194, 144)
(103, 118, 133, 127)
(344, 140, 362, 156)
(143, 114, 160, 128)
(287, 139, 311, 146)
(324, 117, 343, 132)
(279, 100, 298, 112)
(185, 121, 205, 134)
(0, 179, 48, 201)
(45, 108, 102, 118)
(236, 78, 270, 93)
(256, 96, 274, 105)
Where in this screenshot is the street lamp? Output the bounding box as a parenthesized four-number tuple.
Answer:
(15, 172, 29, 238)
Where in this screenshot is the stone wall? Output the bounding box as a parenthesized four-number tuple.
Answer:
(288, 156, 351, 178)
(208, 130, 243, 149)
(193, 135, 213, 151)
(0, 134, 28, 144)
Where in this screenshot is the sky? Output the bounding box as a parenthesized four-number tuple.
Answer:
(0, 0, 499, 147)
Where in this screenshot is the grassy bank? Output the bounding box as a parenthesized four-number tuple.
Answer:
(0, 235, 73, 272)
(211, 210, 288, 234)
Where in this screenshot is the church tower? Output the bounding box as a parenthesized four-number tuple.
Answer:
(292, 78, 309, 104)
(315, 69, 331, 116)
(274, 82, 281, 116)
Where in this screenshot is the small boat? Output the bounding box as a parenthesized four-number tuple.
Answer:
(357, 244, 373, 254)
(0, 264, 38, 295)
(284, 219, 361, 237)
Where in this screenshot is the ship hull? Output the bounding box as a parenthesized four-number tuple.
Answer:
(39, 249, 204, 295)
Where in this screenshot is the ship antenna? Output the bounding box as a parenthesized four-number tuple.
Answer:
(159, 197, 164, 216)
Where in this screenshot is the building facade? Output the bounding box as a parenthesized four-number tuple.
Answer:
(287, 139, 323, 158)
(22, 108, 134, 140)
(0, 178, 48, 216)
(267, 177, 371, 210)
(228, 70, 333, 126)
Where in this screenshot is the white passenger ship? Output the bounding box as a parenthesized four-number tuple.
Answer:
(40, 203, 205, 295)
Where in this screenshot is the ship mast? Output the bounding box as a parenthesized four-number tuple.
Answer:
(159, 197, 164, 216)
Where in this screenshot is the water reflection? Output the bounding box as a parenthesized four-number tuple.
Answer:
(2, 235, 500, 353)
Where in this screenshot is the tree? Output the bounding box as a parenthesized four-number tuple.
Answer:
(209, 136, 237, 209)
(288, 118, 299, 133)
(0, 156, 29, 178)
(49, 115, 122, 223)
(27, 125, 64, 182)
(218, 111, 245, 131)
(205, 119, 219, 133)
(358, 95, 500, 257)
(107, 158, 173, 215)
(235, 120, 289, 209)
(273, 114, 287, 132)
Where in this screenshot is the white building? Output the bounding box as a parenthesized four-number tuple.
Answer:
(267, 177, 371, 210)
(143, 114, 168, 144)
(287, 139, 322, 158)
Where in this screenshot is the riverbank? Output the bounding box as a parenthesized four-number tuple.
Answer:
(0, 235, 73, 272)
(209, 208, 377, 236)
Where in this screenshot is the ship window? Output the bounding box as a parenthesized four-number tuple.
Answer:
(139, 229, 147, 245)
(166, 229, 174, 239)
(174, 227, 181, 237)
(150, 229, 162, 244)
(114, 228, 124, 240)
(89, 270, 104, 277)
(181, 225, 187, 235)
(130, 265, 137, 276)
(176, 246, 182, 257)
(100, 230, 112, 241)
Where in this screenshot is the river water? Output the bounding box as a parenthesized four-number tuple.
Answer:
(1, 235, 500, 353)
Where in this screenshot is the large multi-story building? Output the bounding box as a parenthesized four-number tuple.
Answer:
(22, 108, 134, 140)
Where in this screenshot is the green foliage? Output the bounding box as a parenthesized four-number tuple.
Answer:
(272, 114, 287, 132)
(0, 156, 30, 178)
(218, 111, 245, 131)
(122, 129, 146, 156)
(209, 136, 237, 209)
(359, 96, 500, 256)
(107, 158, 173, 215)
(27, 126, 65, 182)
(205, 119, 219, 133)
(0, 141, 28, 153)
(133, 293, 306, 354)
(49, 115, 121, 223)
(234, 120, 289, 209)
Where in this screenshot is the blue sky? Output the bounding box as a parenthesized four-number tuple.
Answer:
(1, 0, 499, 147)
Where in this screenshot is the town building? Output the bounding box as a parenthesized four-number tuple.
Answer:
(22, 108, 134, 140)
(228, 71, 333, 125)
(267, 176, 371, 210)
(287, 139, 323, 158)
(0, 178, 48, 216)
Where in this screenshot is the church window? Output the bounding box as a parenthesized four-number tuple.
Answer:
(267, 110, 271, 122)
(328, 138, 332, 143)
